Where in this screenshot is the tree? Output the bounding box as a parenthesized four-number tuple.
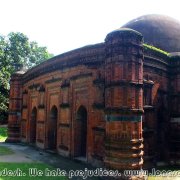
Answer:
(0, 32, 53, 123)
(29, 41, 53, 67)
(0, 35, 10, 123)
(7, 32, 53, 69)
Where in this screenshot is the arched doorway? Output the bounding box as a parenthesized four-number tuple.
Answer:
(74, 106, 87, 157)
(48, 106, 58, 150)
(30, 107, 37, 143)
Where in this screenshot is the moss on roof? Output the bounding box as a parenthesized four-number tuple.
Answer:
(143, 43, 169, 56)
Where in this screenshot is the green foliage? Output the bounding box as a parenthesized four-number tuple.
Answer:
(0, 127, 7, 142)
(0, 32, 53, 123)
(143, 43, 169, 56)
(7, 32, 53, 69)
(29, 41, 54, 67)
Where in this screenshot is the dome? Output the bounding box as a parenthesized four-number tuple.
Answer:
(122, 14, 180, 52)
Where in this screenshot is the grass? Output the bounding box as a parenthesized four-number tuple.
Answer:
(0, 162, 67, 180)
(0, 127, 67, 180)
(0, 146, 14, 156)
(148, 166, 180, 180)
(0, 127, 7, 142)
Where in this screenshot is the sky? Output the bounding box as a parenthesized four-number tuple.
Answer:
(1, 0, 180, 55)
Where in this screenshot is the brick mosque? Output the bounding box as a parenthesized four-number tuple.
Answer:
(7, 14, 180, 170)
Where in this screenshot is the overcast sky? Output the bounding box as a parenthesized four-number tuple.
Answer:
(1, 0, 180, 55)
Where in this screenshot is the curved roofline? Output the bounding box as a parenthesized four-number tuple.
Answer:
(24, 42, 104, 74)
(23, 42, 105, 82)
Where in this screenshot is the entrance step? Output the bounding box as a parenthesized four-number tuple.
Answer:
(46, 149, 57, 154)
(74, 156, 87, 163)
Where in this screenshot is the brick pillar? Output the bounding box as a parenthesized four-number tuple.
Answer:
(168, 55, 180, 165)
(104, 28, 144, 170)
(6, 71, 24, 143)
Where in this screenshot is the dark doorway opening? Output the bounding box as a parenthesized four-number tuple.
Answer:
(74, 106, 87, 158)
(48, 106, 58, 150)
(30, 107, 37, 144)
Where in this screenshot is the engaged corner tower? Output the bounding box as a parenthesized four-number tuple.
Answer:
(6, 70, 24, 143)
(104, 28, 144, 170)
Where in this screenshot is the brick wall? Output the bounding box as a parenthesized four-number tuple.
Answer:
(7, 28, 180, 170)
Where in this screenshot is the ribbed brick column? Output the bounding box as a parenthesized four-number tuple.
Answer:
(104, 28, 144, 170)
(169, 55, 180, 165)
(6, 71, 24, 143)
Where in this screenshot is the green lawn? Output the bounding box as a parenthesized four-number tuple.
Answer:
(0, 127, 67, 179)
(148, 166, 180, 180)
(0, 146, 14, 156)
(0, 127, 7, 142)
(0, 162, 67, 180)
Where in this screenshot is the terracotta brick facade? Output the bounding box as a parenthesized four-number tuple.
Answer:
(7, 28, 180, 170)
